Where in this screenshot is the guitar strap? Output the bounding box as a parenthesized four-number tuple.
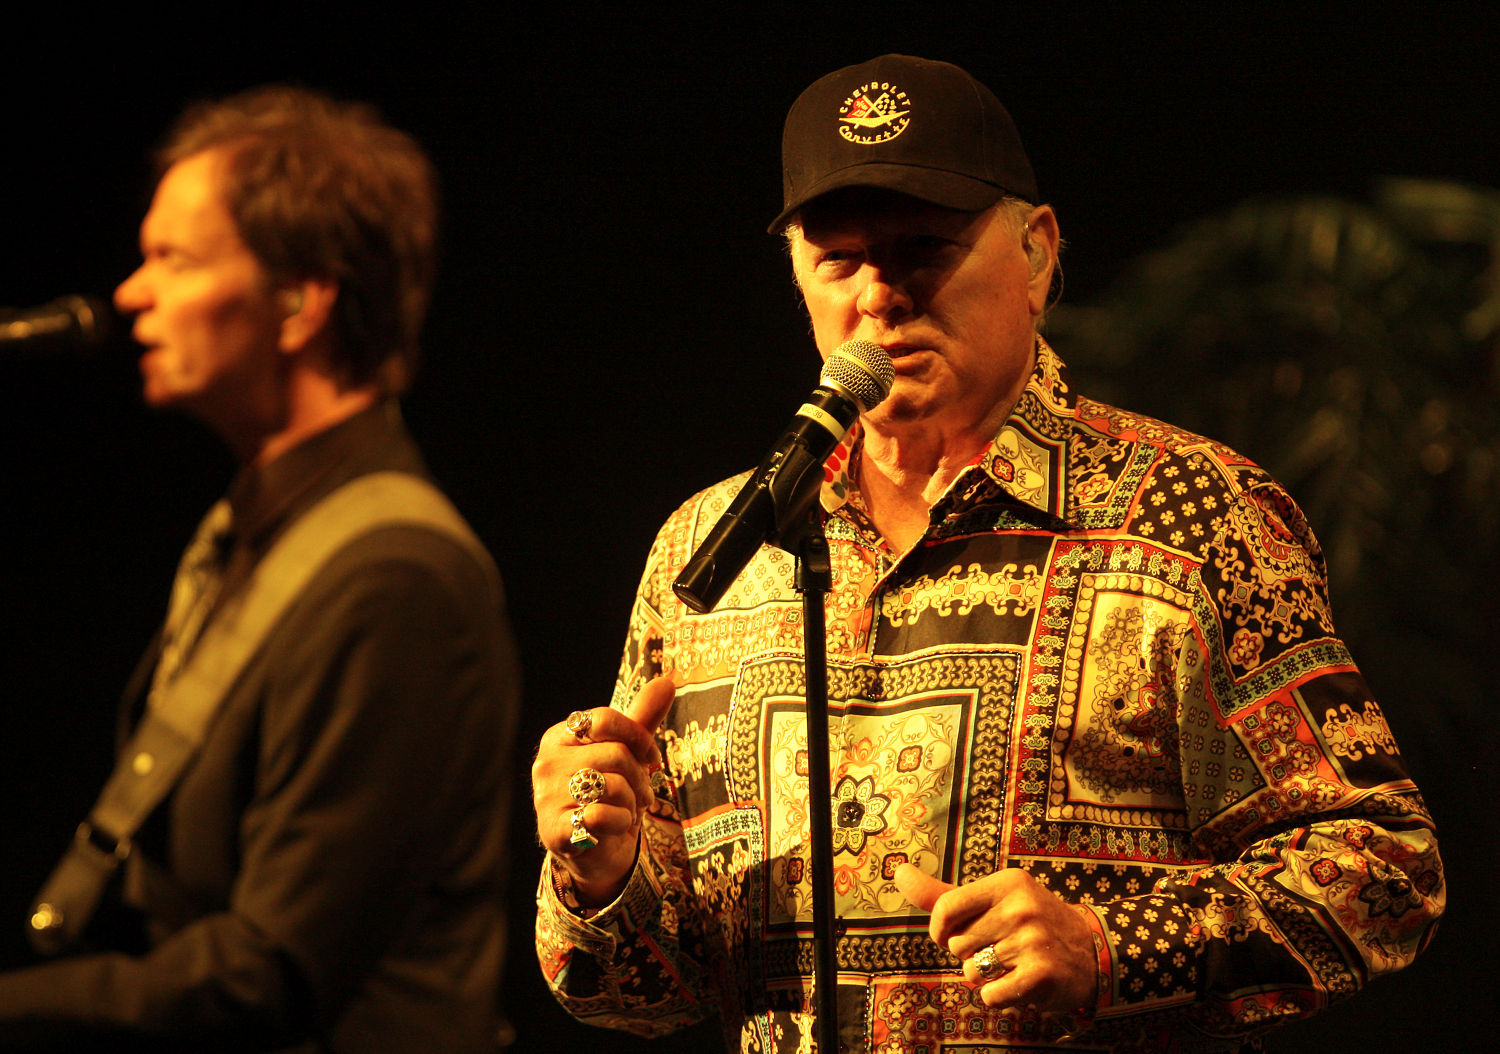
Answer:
(27, 470, 497, 954)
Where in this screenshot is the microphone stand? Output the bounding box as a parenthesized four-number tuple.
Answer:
(670, 346, 892, 1051)
(780, 509, 839, 1054)
(675, 427, 857, 1052)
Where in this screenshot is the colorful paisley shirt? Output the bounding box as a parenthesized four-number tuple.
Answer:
(536, 339, 1443, 1052)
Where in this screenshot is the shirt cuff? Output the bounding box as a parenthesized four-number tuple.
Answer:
(1076, 903, 1115, 1019)
(538, 841, 662, 956)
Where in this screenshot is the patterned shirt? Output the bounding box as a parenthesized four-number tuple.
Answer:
(537, 339, 1443, 1052)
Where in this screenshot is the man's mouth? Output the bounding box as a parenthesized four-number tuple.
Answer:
(880, 344, 927, 371)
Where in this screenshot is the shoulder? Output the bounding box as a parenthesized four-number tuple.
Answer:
(1074, 395, 1268, 487)
(1068, 394, 1320, 565)
(320, 523, 497, 602)
(1072, 393, 1295, 505)
(635, 470, 756, 565)
(671, 471, 754, 532)
(262, 472, 507, 645)
(304, 471, 498, 597)
(256, 515, 517, 733)
(626, 470, 762, 610)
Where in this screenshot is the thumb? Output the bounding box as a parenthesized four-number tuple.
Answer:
(894, 862, 953, 912)
(626, 675, 676, 733)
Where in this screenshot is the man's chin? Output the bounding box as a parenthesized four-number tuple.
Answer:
(138, 381, 212, 428)
(864, 394, 932, 428)
(138, 360, 195, 412)
(139, 381, 184, 411)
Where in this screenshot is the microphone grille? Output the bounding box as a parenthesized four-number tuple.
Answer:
(821, 339, 894, 412)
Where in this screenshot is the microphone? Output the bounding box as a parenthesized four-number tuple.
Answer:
(1, 295, 116, 356)
(673, 339, 894, 614)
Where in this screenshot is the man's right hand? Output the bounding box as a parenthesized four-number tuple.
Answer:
(531, 676, 675, 907)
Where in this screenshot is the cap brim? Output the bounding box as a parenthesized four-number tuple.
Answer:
(768, 163, 1008, 233)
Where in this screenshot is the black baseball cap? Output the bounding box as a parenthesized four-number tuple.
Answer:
(770, 54, 1037, 233)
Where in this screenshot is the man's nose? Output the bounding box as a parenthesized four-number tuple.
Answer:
(857, 266, 913, 321)
(114, 266, 149, 314)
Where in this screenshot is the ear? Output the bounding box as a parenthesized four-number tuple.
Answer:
(1021, 205, 1060, 318)
(276, 277, 339, 355)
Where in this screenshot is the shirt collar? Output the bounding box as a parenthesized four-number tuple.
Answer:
(820, 336, 1081, 529)
(225, 399, 413, 555)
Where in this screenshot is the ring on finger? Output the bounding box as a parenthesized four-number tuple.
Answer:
(568, 767, 607, 805)
(564, 709, 593, 740)
(971, 944, 1007, 982)
(568, 807, 597, 852)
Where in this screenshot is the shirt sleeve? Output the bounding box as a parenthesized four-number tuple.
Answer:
(535, 506, 731, 1040)
(1076, 478, 1444, 1044)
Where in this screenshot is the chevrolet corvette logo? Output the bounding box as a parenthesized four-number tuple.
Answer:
(838, 81, 911, 144)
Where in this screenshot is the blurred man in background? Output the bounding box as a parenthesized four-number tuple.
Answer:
(0, 86, 519, 1052)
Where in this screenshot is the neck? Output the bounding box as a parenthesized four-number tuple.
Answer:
(235, 370, 380, 469)
(856, 422, 993, 555)
(857, 380, 1026, 555)
(860, 417, 995, 501)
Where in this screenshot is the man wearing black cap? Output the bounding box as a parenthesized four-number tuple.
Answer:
(533, 56, 1442, 1051)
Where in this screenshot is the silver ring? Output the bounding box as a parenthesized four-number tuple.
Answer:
(568, 807, 597, 852)
(649, 765, 667, 792)
(971, 944, 1006, 981)
(564, 710, 593, 740)
(568, 767, 607, 806)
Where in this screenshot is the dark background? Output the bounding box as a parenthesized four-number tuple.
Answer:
(2, 4, 1494, 1051)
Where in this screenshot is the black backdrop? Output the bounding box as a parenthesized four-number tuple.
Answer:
(3, 5, 1495, 1051)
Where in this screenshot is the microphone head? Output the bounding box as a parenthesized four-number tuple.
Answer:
(1, 294, 117, 356)
(820, 339, 894, 412)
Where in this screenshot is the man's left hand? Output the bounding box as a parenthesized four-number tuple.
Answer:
(894, 863, 1097, 1014)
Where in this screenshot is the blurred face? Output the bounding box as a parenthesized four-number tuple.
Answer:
(789, 188, 1053, 435)
(114, 149, 286, 440)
